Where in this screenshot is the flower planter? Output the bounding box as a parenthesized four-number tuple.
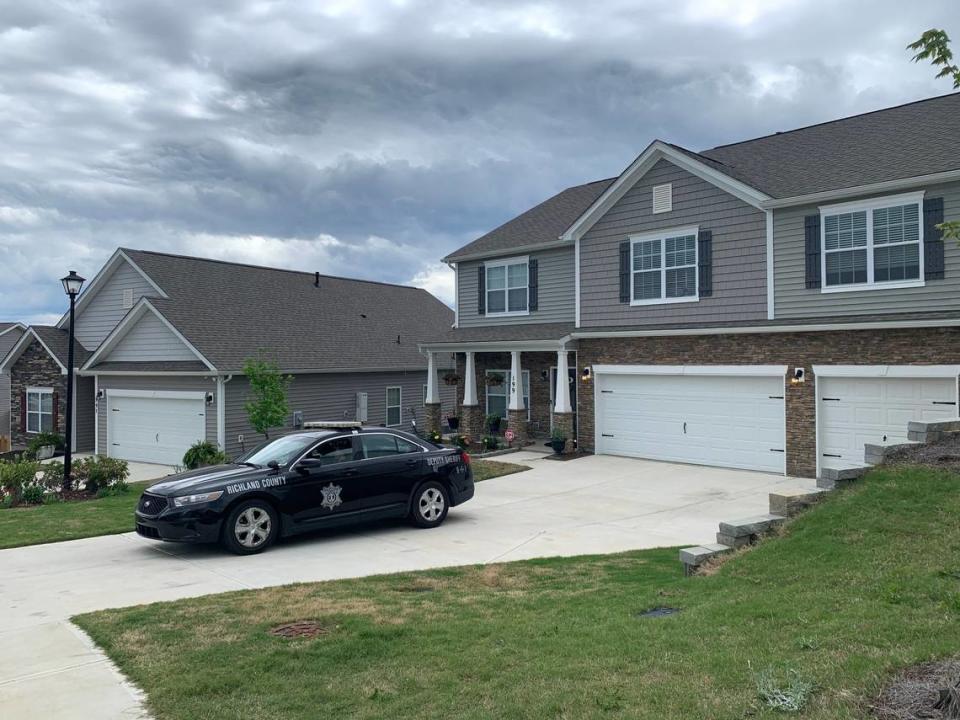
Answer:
(446, 417, 460, 431)
(36, 445, 55, 461)
(550, 440, 565, 455)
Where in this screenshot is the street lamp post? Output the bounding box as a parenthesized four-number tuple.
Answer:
(60, 270, 85, 486)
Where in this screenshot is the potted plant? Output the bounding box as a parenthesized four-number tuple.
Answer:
(27, 432, 64, 461)
(182, 440, 230, 470)
(485, 413, 502, 433)
(446, 414, 460, 431)
(442, 373, 461, 386)
(485, 372, 505, 387)
(429, 428, 443, 443)
(550, 428, 567, 455)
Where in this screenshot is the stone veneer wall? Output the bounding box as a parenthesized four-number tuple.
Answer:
(577, 326, 960, 478)
(10, 340, 67, 447)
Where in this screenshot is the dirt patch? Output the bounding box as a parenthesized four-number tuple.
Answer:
(886, 436, 960, 473)
(269, 621, 332, 639)
(870, 657, 960, 719)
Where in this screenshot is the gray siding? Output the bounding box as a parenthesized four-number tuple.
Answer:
(773, 181, 960, 318)
(224, 371, 456, 458)
(107, 312, 197, 362)
(74, 375, 95, 452)
(96, 375, 218, 455)
(457, 246, 575, 327)
(0, 327, 23, 438)
(73, 261, 159, 350)
(579, 158, 768, 327)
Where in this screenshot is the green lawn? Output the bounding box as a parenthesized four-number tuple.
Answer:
(471, 458, 530, 482)
(0, 462, 525, 550)
(0, 482, 150, 549)
(74, 466, 960, 719)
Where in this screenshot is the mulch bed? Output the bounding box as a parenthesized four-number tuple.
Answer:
(885, 436, 960, 473)
(543, 450, 592, 462)
(870, 657, 960, 719)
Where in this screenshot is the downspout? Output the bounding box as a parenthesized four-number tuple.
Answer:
(217, 375, 233, 451)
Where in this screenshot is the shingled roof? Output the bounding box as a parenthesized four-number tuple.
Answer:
(445, 93, 960, 260)
(108, 250, 453, 373)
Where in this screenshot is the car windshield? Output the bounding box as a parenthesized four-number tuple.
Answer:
(236, 435, 317, 467)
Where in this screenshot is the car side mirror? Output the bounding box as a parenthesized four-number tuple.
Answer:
(267, 460, 280, 473)
(295, 458, 323, 474)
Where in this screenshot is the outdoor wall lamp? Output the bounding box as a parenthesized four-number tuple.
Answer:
(791, 367, 805, 384)
(581, 367, 592, 382)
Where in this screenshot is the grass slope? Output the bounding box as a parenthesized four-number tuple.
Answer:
(75, 467, 960, 719)
(0, 482, 150, 549)
(471, 458, 530, 482)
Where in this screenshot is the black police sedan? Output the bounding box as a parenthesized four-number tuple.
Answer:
(134, 423, 474, 555)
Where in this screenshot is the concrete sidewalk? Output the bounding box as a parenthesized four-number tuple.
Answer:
(0, 452, 817, 719)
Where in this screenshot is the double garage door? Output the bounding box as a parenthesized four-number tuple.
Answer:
(595, 366, 959, 475)
(107, 394, 206, 466)
(595, 369, 786, 474)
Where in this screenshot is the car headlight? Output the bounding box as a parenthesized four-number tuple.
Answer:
(173, 491, 224, 507)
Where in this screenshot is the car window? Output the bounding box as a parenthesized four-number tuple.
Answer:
(396, 437, 421, 454)
(238, 435, 316, 467)
(360, 434, 400, 459)
(307, 437, 355, 466)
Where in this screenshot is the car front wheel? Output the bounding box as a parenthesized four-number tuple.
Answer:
(409, 481, 449, 528)
(221, 499, 279, 555)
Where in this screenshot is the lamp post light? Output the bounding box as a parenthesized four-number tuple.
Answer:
(60, 270, 85, 486)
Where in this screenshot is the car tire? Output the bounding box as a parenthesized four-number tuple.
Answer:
(409, 481, 449, 529)
(221, 499, 279, 555)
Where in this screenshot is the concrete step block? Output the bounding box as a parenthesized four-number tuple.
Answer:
(769, 488, 828, 516)
(821, 465, 870, 482)
(718, 514, 787, 538)
(716, 532, 752, 549)
(864, 441, 921, 464)
(907, 418, 960, 434)
(680, 543, 733, 576)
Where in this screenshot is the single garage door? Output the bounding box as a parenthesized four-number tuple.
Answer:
(108, 394, 206, 466)
(819, 376, 957, 470)
(595, 371, 786, 473)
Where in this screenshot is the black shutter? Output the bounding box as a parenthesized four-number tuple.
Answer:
(528, 258, 539, 311)
(924, 197, 945, 280)
(477, 265, 485, 315)
(618, 241, 630, 303)
(697, 230, 713, 297)
(804, 214, 821, 289)
(19, 390, 26, 432)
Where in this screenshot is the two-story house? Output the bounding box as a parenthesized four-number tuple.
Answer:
(421, 92, 960, 479)
(1, 249, 455, 466)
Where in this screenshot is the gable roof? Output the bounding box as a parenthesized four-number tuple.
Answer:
(0, 322, 26, 336)
(0, 325, 91, 374)
(446, 92, 960, 257)
(99, 249, 454, 373)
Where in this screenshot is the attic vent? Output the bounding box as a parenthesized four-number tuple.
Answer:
(652, 183, 672, 214)
(122, 288, 134, 309)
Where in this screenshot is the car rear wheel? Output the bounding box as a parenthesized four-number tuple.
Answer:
(221, 499, 278, 555)
(409, 481, 449, 528)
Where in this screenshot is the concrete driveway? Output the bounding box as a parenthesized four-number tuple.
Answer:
(0, 452, 817, 719)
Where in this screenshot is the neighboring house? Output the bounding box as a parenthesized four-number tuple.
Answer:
(0, 250, 455, 465)
(0, 322, 27, 440)
(421, 92, 960, 478)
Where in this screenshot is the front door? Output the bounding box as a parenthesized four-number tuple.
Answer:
(550, 367, 578, 435)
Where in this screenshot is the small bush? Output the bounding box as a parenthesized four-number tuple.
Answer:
(73, 456, 130, 495)
(754, 667, 815, 713)
(428, 429, 443, 443)
(183, 440, 229, 469)
(482, 436, 500, 451)
(0, 458, 41, 507)
(454, 435, 470, 450)
(20, 484, 46, 505)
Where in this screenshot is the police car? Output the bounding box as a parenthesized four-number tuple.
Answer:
(134, 422, 474, 554)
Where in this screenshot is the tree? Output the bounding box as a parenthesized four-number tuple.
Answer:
(908, 29, 960, 242)
(243, 356, 292, 440)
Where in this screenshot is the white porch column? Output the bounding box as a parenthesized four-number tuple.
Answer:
(508, 350, 524, 411)
(425, 351, 440, 404)
(463, 351, 477, 406)
(554, 348, 572, 413)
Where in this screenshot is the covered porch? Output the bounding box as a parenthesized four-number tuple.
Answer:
(421, 335, 580, 453)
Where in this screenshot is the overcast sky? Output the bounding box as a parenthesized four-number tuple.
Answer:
(1, 1, 958, 324)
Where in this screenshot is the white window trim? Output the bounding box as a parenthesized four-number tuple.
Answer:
(385, 386, 402, 427)
(485, 369, 530, 421)
(628, 225, 700, 306)
(484, 256, 530, 317)
(25, 386, 54, 435)
(818, 191, 925, 294)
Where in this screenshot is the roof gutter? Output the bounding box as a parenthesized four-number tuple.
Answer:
(443, 238, 572, 264)
(761, 168, 960, 209)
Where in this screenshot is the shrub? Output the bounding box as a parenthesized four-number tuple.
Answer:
(485, 414, 502, 433)
(73, 456, 130, 495)
(20, 484, 46, 505)
(454, 435, 470, 450)
(39, 461, 64, 491)
(428, 429, 443, 444)
(0, 458, 41, 507)
(183, 440, 229, 469)
(754, 667, 815, 713)
(481, 436, 499, 451)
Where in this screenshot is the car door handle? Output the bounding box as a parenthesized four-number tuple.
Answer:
(404, 458, 419, 466)
(343, 469, 359, 477)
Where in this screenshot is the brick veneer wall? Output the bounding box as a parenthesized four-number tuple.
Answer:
(577, 326, 960, 478)
(10, 340, 67, 447)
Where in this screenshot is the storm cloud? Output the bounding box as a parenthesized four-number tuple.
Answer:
(0, 0, 957, 323)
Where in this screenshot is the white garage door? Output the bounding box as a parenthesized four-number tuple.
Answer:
(108, 394, 206, 466)
(595, 371, 786, 473)
(819, 376, 957, 470)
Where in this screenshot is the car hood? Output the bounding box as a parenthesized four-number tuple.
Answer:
(147, 465, 273, 496)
